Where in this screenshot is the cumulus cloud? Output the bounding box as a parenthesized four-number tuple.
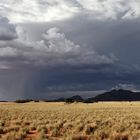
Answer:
(0, 27, 116, 69)
(0, 17, 17, 40)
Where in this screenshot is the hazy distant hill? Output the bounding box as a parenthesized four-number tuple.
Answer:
(53, 97, 65, 102)
(54, 95, 83, 102)
(68, 95, 83, 101)
(87, 89, 140, 102)
(13, 89, 140, 103)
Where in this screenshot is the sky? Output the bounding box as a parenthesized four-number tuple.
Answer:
(0, 0, 140, 100)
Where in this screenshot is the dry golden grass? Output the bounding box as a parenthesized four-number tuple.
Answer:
(0, 102, 140, 140)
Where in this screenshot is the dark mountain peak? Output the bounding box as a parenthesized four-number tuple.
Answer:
(52, 95, 83, 102)
(68, 95, 83, 101)
(87, 89, 140, 102)
(49, 89, 140, 103)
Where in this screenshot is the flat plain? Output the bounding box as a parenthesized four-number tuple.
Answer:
(0, 102, 140, 140)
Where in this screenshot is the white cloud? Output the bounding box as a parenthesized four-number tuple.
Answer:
(77, 0, 140, 20)
(1, 0, 140, 23)
(0, 0, 79, 23)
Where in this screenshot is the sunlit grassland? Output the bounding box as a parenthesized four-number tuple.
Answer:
(0, 102, 140, 140)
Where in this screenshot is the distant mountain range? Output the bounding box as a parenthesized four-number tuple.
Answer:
(87, 89, 140, 102)
(4, 89, 140, 103)
(54, 95, 83, 102)
(54, 89, 140, 102)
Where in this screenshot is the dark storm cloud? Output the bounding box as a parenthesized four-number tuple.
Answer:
(21, 64, 140, 99)
(0, 0, 140, 100)
(0, 17, 17, 40)
(21, 15, 140, 71)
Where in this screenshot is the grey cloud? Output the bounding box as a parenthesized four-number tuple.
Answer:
(1, 16, 140, 100)
(113, 83, 136, 91)
(0, 27, 116, 69)
(1, 0, 140, 100)
(0, 17, 17, 40)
